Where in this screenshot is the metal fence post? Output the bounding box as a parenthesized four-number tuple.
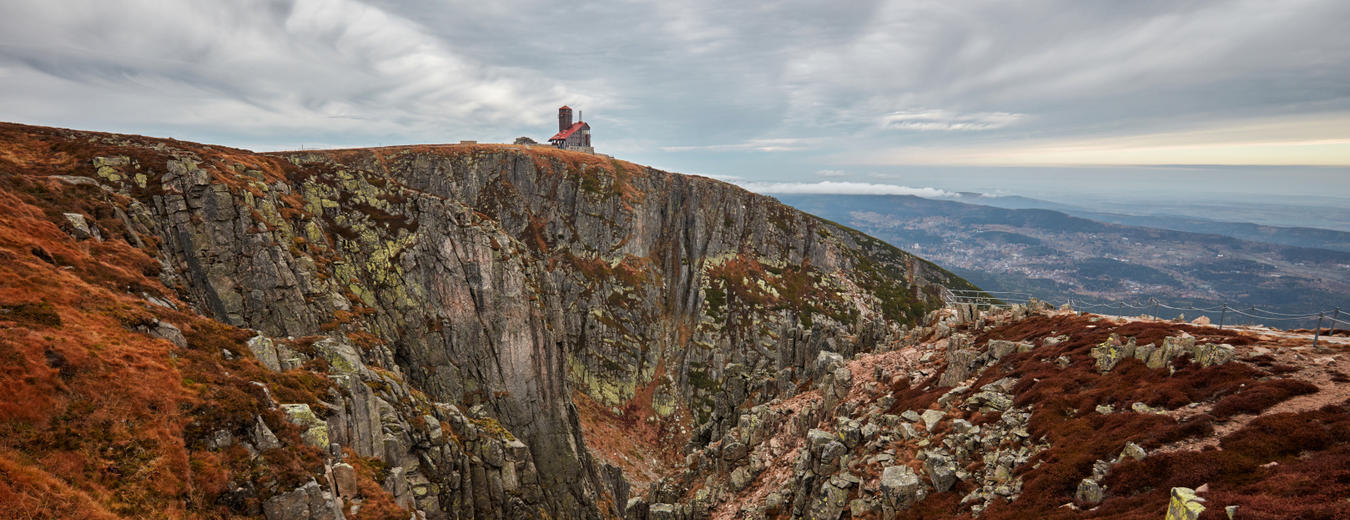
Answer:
(1151, 299, 1159, 321)
(1219, 304, 1226, 329)
(1313, 312, 1324, 350)
(1330, 307, 1341, 334)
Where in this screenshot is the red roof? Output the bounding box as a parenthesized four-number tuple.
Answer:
(549, 121, 587, 141)
(559, 105, 572, 110)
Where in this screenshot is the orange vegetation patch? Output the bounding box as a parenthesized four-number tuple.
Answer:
(573, 363, 688, 490)
(0, 448, 120, 520)
(566, 253, 654, 289)
(0, 124, 404, 518)
(706, 254, 777, 307)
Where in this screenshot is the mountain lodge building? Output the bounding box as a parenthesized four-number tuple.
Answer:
(548, 106, 593, 153)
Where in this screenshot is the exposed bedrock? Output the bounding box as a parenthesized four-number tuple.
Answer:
(44, 128, 973, 517)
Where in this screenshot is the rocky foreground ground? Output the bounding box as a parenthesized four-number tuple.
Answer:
(614, 304, 1350, 519)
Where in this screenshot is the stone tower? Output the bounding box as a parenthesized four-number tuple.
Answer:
(558, 106, 573, 132)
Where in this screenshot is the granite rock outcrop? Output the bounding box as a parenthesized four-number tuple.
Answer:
(0, 123, 972, 518)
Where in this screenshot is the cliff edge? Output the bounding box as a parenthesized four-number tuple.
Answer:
(0, 122, 975, 519)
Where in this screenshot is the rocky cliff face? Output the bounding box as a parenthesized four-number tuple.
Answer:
(3, 123, 1348, 520)
(0, 122, 975, 518)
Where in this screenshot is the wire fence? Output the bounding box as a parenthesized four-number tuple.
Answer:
(941, 288, 1344, 335)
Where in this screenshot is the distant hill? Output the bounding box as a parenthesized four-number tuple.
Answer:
(779, 194, 1350, 322)
(950, 193, 1350, 253)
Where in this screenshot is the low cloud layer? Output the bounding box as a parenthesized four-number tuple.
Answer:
(660, 138, 818, 153)
(736, 181, 956, 198)
(880, 110, 1024, 131)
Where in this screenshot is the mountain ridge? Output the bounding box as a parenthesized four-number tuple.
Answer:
(3, 122, 1346, 520)
(0, 121, 974, 519)
(943, 192, 1350, 252)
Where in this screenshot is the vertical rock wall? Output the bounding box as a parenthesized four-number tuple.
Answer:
(44, 130, 973, 517)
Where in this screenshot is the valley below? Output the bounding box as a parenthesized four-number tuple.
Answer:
(780, 194, 1350, 326)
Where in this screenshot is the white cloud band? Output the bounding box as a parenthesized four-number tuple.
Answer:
(880, 110, 1024, 131)
(736, 181, 956, 197)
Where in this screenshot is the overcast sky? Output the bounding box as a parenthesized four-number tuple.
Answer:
(2, 0, 1347, 206)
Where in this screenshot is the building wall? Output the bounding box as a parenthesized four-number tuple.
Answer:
(557, 124, 591, 150)
(549, 123, 593, 153)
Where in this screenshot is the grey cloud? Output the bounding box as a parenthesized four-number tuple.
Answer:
(661, 137, 821, 153)
(781, 0, 1350, 139)
(0, 0, 1346, 178)
(0, 0, 599, 147)
(880, 110, 1023, 131)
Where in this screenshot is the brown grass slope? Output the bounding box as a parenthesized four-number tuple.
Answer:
(0, 124, 403, 519)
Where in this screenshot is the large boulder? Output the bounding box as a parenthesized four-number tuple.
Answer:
(1090, 333, 1135, 373)
(986, 340, 1024, 360)
(1149, 336, 1195, 369)
(880, 465, 923, 510)
(1076, 478, 1104, 506)
(808, 429, 847, 476)
(807, 481, 850, 520)
(331, 462, 358, 499)
(923, 451, 957, 493)
(311, 336, 363, 375)
(920, 409, 944, 431)
(1165, 487, 1205, 520)
(815, 351, 845, 376)
(262, 480, 342, 520)
(729, 466, 755, 491)
(939, 349, 980, 387)
(648, 503, 676, 520)
(247, 335, 282, 371)
(251, 416, 282, 451)
(61, 212, 97, 241)
(281, 403, 329, 449)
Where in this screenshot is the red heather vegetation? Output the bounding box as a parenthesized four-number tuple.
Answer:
(0, 126, 402, 519)
(573, 359, 694, 490)
(1106, 403, 1350, 520)
(954, 314, 1346, 520)
(1210, 378, 1320, 419)
(861, 312, 1346, 519)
